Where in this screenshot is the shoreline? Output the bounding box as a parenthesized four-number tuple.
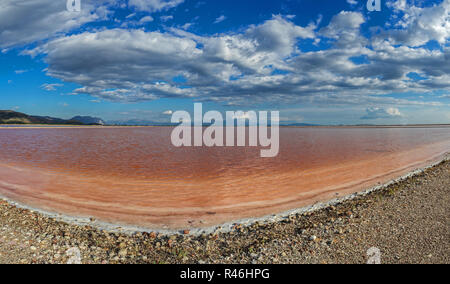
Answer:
(0, 153, 448, 237)
(1, 124, 450, 129)
(0, 156, 449, 263)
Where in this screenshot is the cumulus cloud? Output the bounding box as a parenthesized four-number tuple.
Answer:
(28, 16, 316, 101)
(321, 11, 364, 34)
(382, 0, 450, 46)
(319, 11, 366, 49)
(361, 107, 403, 120)
(21, 1, 450, 108)
(128, 0, 184, 12)
(0, 0, 115, 49)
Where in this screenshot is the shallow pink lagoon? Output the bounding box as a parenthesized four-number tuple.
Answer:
(0, 126, 449, 230)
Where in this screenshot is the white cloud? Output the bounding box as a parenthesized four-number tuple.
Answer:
(163, 110, 173, 115)
(214, 15, 227, 24)
(382, 0, 450, 46)
(245, 15, 316, 57)
(347, 0, 358, 5)
(30, 16, 317, 102)
(23, 4, 450, 108)
(41, 83, 63, 91)
(14, 70, 28, 74)
(3, 0, 449, 118)
(161, 15, 174, 22)
(361, 107, 403, 119)
(0, 0, 114, 49)
(129, 0, 184, 12)
(319, 11, 366, 49)
(139, 16, 154, 24)
(321, 11, 365, 34)
(180, 23, 193, 30)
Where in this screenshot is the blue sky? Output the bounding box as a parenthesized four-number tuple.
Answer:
(0, 0, 449, 125)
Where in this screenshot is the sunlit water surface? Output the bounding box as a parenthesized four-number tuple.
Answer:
(0, 126, 448, 229)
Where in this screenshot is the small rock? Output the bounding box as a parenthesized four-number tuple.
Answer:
(118, 249, 127, 257)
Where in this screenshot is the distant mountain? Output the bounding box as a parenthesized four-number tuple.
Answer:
(107, 119, 177, 126)
(107, 119, 320, 127)
(0, 110, 76, 125)
(281, 123, 319, 126)
(71, 116, 105, 125)
(0, 110, 104, 125)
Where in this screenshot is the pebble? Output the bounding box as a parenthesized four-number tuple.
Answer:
(118, 249, 127, 257)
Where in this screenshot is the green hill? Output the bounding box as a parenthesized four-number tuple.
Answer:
(0, 110, 84, 125)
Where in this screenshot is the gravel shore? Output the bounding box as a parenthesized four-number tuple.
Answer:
(0, 160, 449, 264)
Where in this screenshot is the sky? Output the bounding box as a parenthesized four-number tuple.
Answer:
(0, 0, 449, 125)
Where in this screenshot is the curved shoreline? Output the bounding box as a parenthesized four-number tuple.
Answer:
(0, 157, 449, 263)
(1, 152, 448, 236)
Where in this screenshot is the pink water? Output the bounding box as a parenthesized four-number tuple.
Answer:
(0, 126, 449, 230)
